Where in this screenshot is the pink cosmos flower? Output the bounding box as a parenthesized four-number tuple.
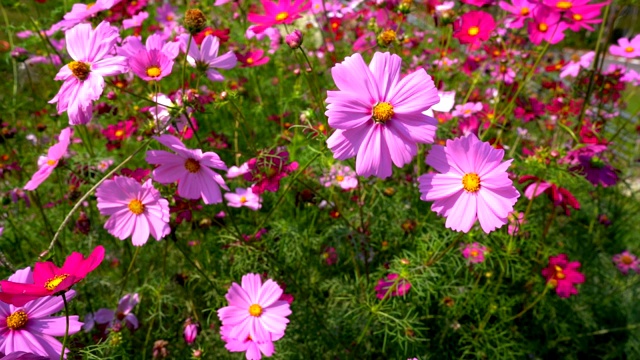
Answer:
(418, 134, 520, 233)
(123, 11, 148, 29)
(325, 52, 439, 179)
(320, 164, 358, 190)
(322, 247, 338, 265)
(247, 0, 312, 34)
(566, 2, 606, 31)
(542, 254, 585, 298)
(0, 246, 104, 307)
(224, 188, 262, 210)
(96, 176, 171, 246)
(520, 176, 581, 215)
(451, 102, 482, 118)
(375, 273, 411, 299)
(499, 0, 535, 28)
(183, 318, 198, 344)
(220, 324, 283, 360)
(560, 51, 595, 78)
(0, 267, 82, 359)
(122, 34, 179, 82)
(24, 127, 72, 191)
(452, 11, 496, 45)
(507, 211, 526, 235)
(217, 273, 292, 342)
(146, 135, 228, 204)
(237, 49, 270, 67)
(612, 251, 639, 275)
(55, 0, 121, 31)
(527, 7, 569, 45)
(609, 35, 640, 58)
(49, 22, 128, 125)
(461, 242, 487, 263)
(183, 34, 237, 82)
(83, 293, 140, 332)
(244, 149, 298, 194)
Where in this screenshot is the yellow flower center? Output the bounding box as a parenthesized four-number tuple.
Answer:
(6, 310, 28, 330)
(44, 274, 69, 291)
(336, 175, 344, 182)
(248, 304, 263, 317)
(246, 57, 254, 64)
(470, 250, 479, 257)
(625, 46, 634, 53)
(573, 14, 582, 21)
(68, 61, 91, 81)
(462, 173, 481, 192)
(621, 255, 634, 265)
(520, 7, 529, 16)
(378, 29, 397, 46)
(571, 54, 581, 62)
(467, 26, 480, 36)
(184, 158, 201, 173)
(240, 196, 247, 203)
(146, 66, 162, 78)
(554, 265, 565, 279)
(47, 159, 57, 166)
(556, 1, 571, 9)
(128, 199, 145, 215)
(538, 23, 548, 32)
(372, 102, 394, 123)
(115, 129, 124, 138)
(275, 12, 289, 21)
(166, 15, 174, 21)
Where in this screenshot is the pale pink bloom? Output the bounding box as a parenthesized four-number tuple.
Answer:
(609, 35, 640, 58)
(97, 159, 114, 173)
(119, 34, 180, 61)
(24, 128, 72, 191)
(224, 188, 262, 210)
(220, 325, 283, 360)
(0, 267, 81, 359)
(49, 22, 128, 125)
(433, 57, 459, 69)
(461, 242, 487, 263)
(418, 133, 520, 233)
(612, 251, 639, 275)
(217, 273, 292, 342)
(123, 11, 148, 29)
(491, 65, 516, 84)
(183, 34, 237, 82)
(146, 135, 228, 204)
(621, 69, 640, 85)
(451, 102, 482, 118)
(227, 163, 250, 178)
(424, 90, 456, 117)
(560, 51, 595, 78)
(320, 164, 358, 190)
(96, 176, 171, 246)
(499, 0, 535, 28)
(55, 0, 122, 31)
(325, 52, 439, 179)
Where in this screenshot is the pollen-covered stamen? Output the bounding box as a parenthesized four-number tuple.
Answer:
(248, 304, 263, 317)
(538, 23, 548, 32)
(555, 1, 572, 9)
(378, 29, 397, 46)
(115, 129, 125, 138)
(573, 14, 582, 21)
(372, 102, 394, 123)
(625, 46, 635, 53)
(336, 175, 344, 182)
(47, 159, 57, 166)
(470, 250, 479, 258)
(146, 66, 162, 78)
(462, 173, 481, 192)
(621, 255, 634, 265)
(246, 57, 254, 65)
(128, 199, 145, 215)
(275, 11, 289, 21)
(554, 265, 565, 279)
(240, 196, 247, 204)
(68, 61, 91, 81)
(467, 26, 480, 36)
(6, 310, 28, 330)
(520, 7, 530, 15)
(184, 158, 201, 173)
(44, 274, 69, 291)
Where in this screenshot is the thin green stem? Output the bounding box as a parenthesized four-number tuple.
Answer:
(60, 292, 70, 360)
(118, 246, 141, 299)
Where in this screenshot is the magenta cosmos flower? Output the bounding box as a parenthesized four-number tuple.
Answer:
(217, 273, 292, 343)
(122, 34, 179, 82)
(0, 268, 82, 359)
(418, 134, 520, 233)
(224, 188, 262, 210)
(453, 11, 496, 45)
(183, 34, 237, 82)
(146, 135, 229, 204)
(221, 324, 284, 360)
(96, 176, 171, 246)
(612, 251, 639, 275)
(326, 52, 439, 179)
(527, 7, 569, 45)
(247, 0, 312, 34)
(461, 242, 488, 263)
(541, 254, 585, 298)
(24, 127, 72, 191)
(0, 246, 104, 307)
(375, 273, 411, 300)
(609, 35, 640, 58)
(49, 22, 127, 125)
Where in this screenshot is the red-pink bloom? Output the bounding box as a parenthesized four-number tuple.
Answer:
(244, 149, 298, 194)
(24, 127, 72, 191)
(322, 247, 338, 265)
(541, 254, 585, 298)
(237, 49, 270, 67)
(183, 318, 199, 345)
(453, 11, 496, 45)
(0, 246, 104, 307)
(461, 242, 487, 263)
(520, 175, 581, 215)
(96, 177, 171, 246)
(247, 0, 311, 34)
(612, 251, 639, 275)
(375, 273, 411, 299)
(146, 135, 228, 204)
(527, 7, 569, 45)
(325, 52, 439, 178)
(102, 119, 136, 142)
(49, 22, 128, 125)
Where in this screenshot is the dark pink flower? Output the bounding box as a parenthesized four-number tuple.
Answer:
(541, 254, 585, 298)
(612, 251, 639, 275)
(237, 49, 270, 67)
(375, 273, 411, 299)
(244, 149, 299, 194)
(247, 0, 312, 34)
(461, 242, 487, 263)
(453, 11, 496, 45)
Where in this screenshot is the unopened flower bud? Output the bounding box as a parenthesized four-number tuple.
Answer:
(184, 9, 207, 35)
(184, 318, 199, 345)
(285, 29, 304, 49)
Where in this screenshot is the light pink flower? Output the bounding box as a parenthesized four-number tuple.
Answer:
(123, 11, 149, 29)
(24, 128, 72, 191)
(224, 188, 262, 210)
(325, 52, 439, 179)
(183, 34, 237, 82)
(609, 35, 640, 58)
(612, 251, 639, 275)
(451, 102, 482, 118)
(49, 22, 128, 125)
(320, 164, 358, 190)
(0, 267, 82, 359)
(418, 134, 520, 233)
(220, 324, 283, 360)
(217, 273, 292, 342)
(461, 242, 488, 263)
(96, 177, 171, 246)
(499, 0, 535, 29)
(55, 0, 121, 31)
(146, 135, 228, 204)
(560, 51, 595, 78)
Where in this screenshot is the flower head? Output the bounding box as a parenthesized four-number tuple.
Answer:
(83, 293, 140, 332)
(183, 34, 237, 82)
(375, 273, 411, 299)
(224, 188, 262, 210)
(247, 0, 312, 34)
(24, 127, 72, 191)
(244, 149, 298, 194)
(461, 242, 488, 263)
(320, 164, 358, 190)
(612, 251, 639, 275)
(609, 35, 640, 58)
(541, 254, 585, 298)
(453, 11, 496, 45)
